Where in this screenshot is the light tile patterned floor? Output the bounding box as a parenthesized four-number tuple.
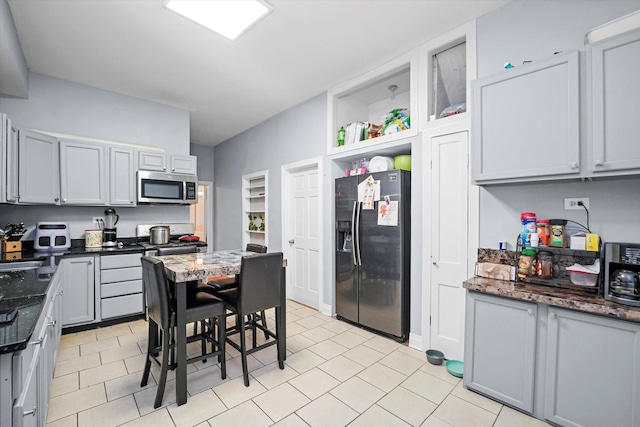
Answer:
(46, 300, 551, 427)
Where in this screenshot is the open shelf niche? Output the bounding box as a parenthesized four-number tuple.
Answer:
(242, 170, 268, 248)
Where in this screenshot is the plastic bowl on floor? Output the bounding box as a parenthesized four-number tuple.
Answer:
(445, 360, 464, 378)
(425, 349, 444, 365)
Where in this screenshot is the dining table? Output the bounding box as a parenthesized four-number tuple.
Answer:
(151, 249, 287, 406)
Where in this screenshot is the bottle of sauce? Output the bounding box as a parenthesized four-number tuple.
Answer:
(337, 127, 346, 146)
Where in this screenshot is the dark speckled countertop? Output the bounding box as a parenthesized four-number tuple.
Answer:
(0, 240, 145, 354)
(464, 276, 640, 323)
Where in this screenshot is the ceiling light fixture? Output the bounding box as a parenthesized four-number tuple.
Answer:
(163, 0, 272, 41)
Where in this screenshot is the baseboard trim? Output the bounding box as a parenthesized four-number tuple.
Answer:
(409, 332, 423, 351)
(319, 303, 332, 316)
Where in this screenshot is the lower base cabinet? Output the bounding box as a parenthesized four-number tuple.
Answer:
(464, 291, 640, 427)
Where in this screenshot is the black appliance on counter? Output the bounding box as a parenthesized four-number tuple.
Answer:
(136, 223, 207, 256)
(604, 242, 640, 307)
(335, 170, 411, 341)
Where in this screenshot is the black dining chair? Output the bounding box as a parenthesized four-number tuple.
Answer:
(202, 244, 270, 338)
(139, 256, 226, 408)
(215, 252, 284, 386)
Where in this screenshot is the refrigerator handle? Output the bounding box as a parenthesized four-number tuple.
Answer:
(355, 202, 362, 266)
(351, 201, 357, 266)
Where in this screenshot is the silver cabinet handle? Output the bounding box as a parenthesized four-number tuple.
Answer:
(48, 319, 56, 327)
(550, 312, 557, 319)
(172, 168, 175, 171)
(594, 160, 603, 166)
(289, 239, 294, 244)
(31, 338, 43, 346)
(527, 309, 534, 315)
(163, 166, 166, 170)
(88, 260, 92, 265)
(23, 406, 37, 417)
(54, 197, 59, 202)
(569, 162, 579, 169)
(130, 200, 134, 204)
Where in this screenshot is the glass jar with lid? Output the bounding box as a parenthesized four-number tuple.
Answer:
(536, 251, 554, 280)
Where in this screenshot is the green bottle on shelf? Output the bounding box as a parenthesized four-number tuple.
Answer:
(337, 126, 345, 146)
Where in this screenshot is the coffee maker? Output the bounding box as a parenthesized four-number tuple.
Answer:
(604, 242, 640, 307)
(103, 208, 119, 247)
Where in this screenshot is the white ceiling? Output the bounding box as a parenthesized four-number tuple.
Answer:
(7, 0, 509, 146)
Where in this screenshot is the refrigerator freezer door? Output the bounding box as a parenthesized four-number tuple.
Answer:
(335, 176, 359, 323)
(358, 171, 410, 339)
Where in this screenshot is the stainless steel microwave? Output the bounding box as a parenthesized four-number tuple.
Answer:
(137, 171, 197, 204)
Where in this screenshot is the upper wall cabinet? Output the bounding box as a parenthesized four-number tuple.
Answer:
(327, 51, 418, 160)
(109, 147, 136, 206)
(589, 29, 640, 175)
(471, 51, 580, 184)
(139, 151, 197, 175)
(18, 130, 60, 204)
(59, 140, 108, 205)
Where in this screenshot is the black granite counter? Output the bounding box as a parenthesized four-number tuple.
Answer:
(0, 241, 144, 354)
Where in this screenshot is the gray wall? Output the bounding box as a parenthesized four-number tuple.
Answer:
(0, 73, 190, 154)
(0, 0, 28, 97)
(476, 0, 640, 248)
(191, 143, 215, 183)
(0, 73, 194, 238)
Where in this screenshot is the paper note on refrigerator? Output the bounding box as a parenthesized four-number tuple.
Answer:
(358, 176, 379, 209)
(378, 200, 398, 226)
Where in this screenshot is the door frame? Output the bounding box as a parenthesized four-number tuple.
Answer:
(281, 156, 325, 312)
(191, 181, 214, 247)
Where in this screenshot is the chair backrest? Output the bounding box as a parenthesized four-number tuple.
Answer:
(238, 252, 283, 314)
(141, 256, 173, 329)
(157, 245, 198, 256)
(246, 243, 267, 253)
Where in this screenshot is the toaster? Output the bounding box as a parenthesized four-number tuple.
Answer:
(34, 222, 71, 251)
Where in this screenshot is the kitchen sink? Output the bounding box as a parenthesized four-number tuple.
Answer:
(0, 260, 45, 272)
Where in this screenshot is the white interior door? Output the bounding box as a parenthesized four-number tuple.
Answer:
(190, 182, 213, 245)
(430, 131, 469, 360)
(286, 165, 320, 308)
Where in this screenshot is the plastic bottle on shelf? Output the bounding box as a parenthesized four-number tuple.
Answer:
(337, 127, 346, 147)
(520, 212, 537, 246)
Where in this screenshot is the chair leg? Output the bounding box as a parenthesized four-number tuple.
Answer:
(219, 314, 226, 379)
(251, 313, 257, 349)
(140, 321, 155, 387)
(238, 315, 250, 387)
(154, 327, 171, 409)
(201, 320, 207, 363)
(276, 306, 284, 370)
(260, 310, 269, 340)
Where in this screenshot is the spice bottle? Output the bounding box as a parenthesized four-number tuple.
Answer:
(518, 248, 537, 279)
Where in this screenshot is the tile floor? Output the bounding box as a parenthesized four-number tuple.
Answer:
(46, 300, 550, 427)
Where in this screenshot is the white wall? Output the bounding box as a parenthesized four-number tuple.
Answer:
(0, 0, 28, 97)
(476, 0, 640, 248)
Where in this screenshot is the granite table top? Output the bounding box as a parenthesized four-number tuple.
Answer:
(464, 276, 640, 323)
(155, 250, 253, 282)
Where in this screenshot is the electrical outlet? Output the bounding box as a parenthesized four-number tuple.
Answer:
(564, 197, 590, 210)
(92, 216, 102, 225)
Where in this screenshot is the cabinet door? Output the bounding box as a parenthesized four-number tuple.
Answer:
(59, 140, 107, 205)
(471, 51, 580, 183)
(545, 308, 640, 427)
(18, 130, 60, 204)
(6, 117, 19, 203)
(170, 155, 197, 175)
(138, 151, 167, 172)
(590, 29, 640, 174)
(464, 292, 537, 413)
(12, 346, 39, 427)
(109, 147, 136, 206)
(61, 257, 95, 326)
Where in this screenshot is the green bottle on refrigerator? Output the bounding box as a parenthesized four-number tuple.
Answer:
(337, 126, 345, 146)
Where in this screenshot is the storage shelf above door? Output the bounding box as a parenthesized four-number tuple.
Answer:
(242, 170, 268, 248)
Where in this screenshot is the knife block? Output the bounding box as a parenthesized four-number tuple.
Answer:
(3, 240, 22, 253)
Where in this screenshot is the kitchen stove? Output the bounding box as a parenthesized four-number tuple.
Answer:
(136, 223, 207, 256)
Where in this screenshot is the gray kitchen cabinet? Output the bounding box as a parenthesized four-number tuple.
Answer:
(0, 114, 19, 203)
(100, 253, 143, 320)
(138, 151, 167, 172)
(471, 51, 580, 184)
(109, 147, 136, 206)
(589, 28, 640, 175)
(59, 140, 108, 205)
(138, 151, 197, 175)
(17, 130, 60, 204)
(544, 307, 640, 427)
(61, 256, 96, 326)
(464, 292, 537, 413)
(10, 271, 62, 427)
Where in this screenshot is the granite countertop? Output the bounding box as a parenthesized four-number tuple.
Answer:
(464, 276, 640, 323)
(158, 250, 251, 282)
(0, 241, 145, 354)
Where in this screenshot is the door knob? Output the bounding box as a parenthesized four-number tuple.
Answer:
(289, 239, 295, 244)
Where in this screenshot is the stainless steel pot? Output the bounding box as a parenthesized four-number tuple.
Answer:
(149, 225, 170, 245)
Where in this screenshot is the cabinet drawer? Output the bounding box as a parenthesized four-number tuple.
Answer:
(101, 294, 143, 319)
(101, 266, 141, 284)
(101, 253, 142, 269)
(101, 280, 143, 298)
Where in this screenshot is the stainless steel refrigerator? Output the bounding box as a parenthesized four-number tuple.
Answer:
(335, 170, 410, 341)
